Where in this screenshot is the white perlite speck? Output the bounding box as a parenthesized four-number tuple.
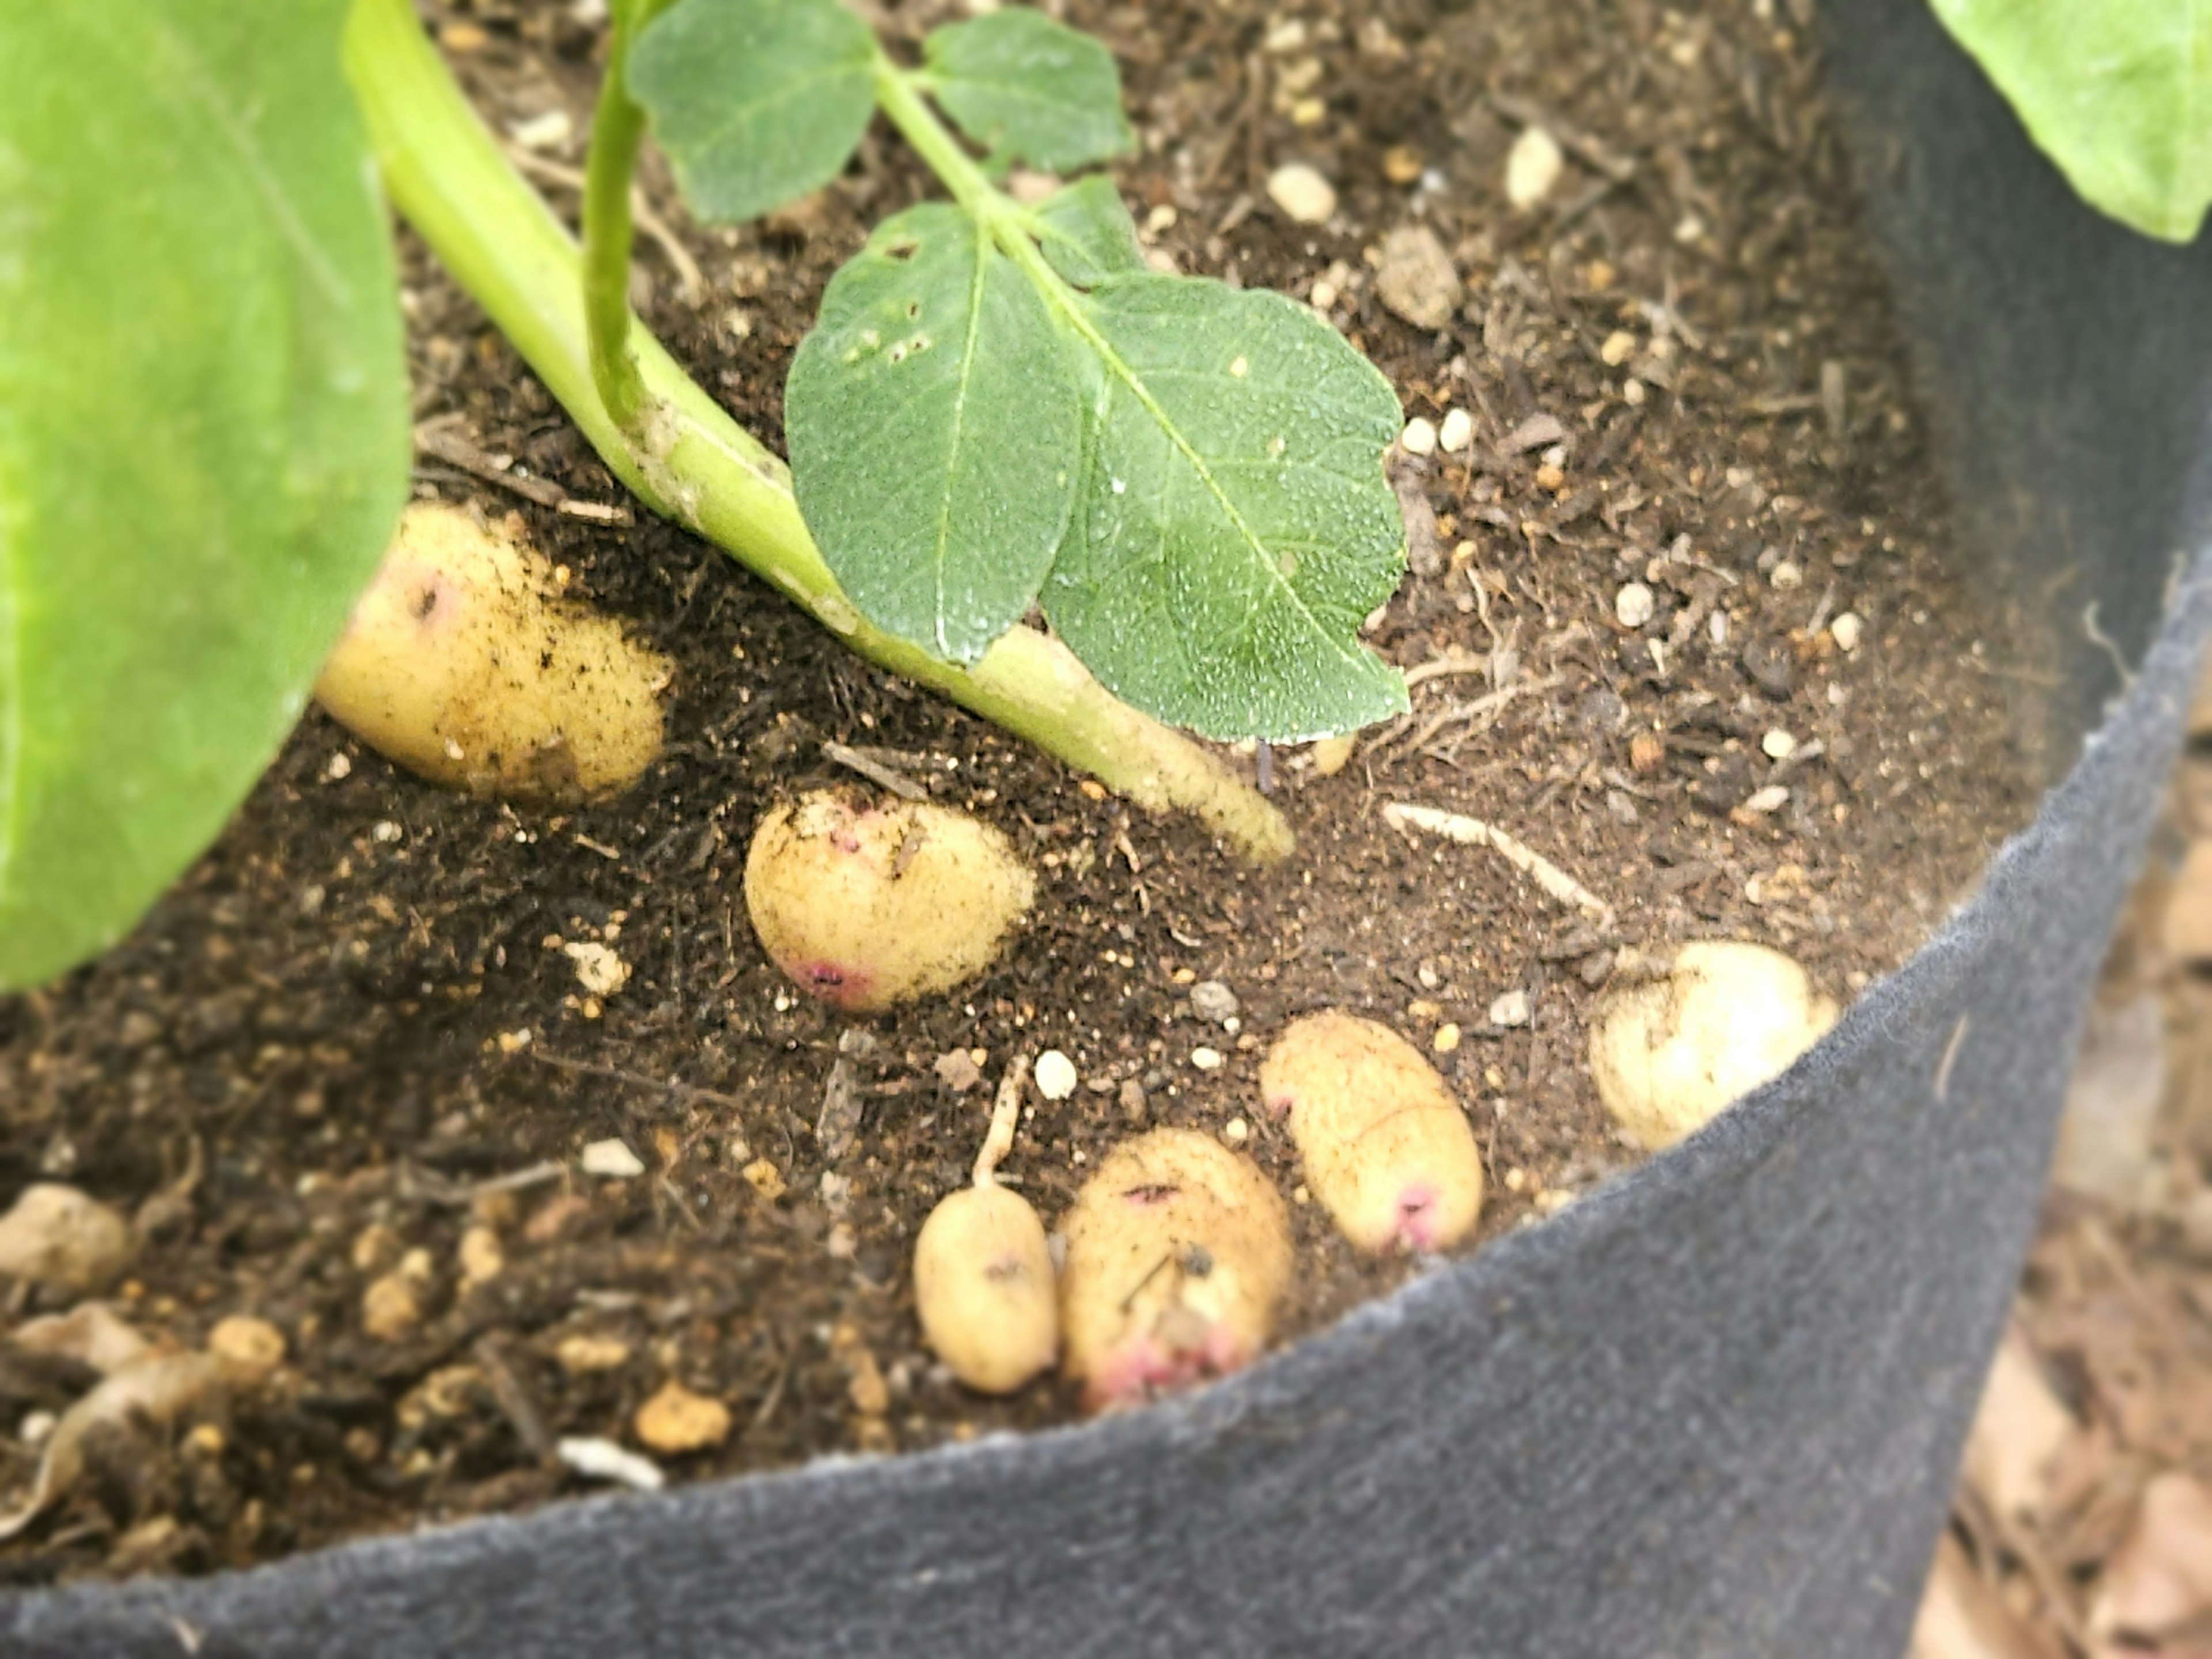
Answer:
(557, 1437, 664, 1491)
(579, 1138, 645, 1179)
(1831, 611, 1863, 652)
(564, 942, 631, 997)
(1266, 162, 1337, 224)
(1438, 408, 1474, 453)
(1615, 582, 1655, 628)
(1488, 989, 1532, 1028)
(1035, 1050, 1078, 1101)
(1762, 729, 1797, 761)
(1505, 126, 1564, 209)
(1400, 416, 1438, 457)
(1191, 1047, 1225, 1071)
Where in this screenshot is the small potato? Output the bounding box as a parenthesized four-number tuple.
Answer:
(913, 1184, 1058, 1394)
(744, 790, 1035, 1012)
(1590, 940, 1840, 1150)
(1259, 1011, 1484, 1253)
(316, 503, 670, 805)
(1059, 1128, 1290, 1411)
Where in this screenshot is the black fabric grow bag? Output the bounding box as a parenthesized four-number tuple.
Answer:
(9, 0, 2212, 1652)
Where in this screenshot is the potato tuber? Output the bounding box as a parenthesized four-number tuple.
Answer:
(1059, 1128, 1290, 1411)
(1259, 1010, 1484, 1253)
(315, 502, 671, 805)
(1589, 940, 1840, 1150)
(744, 790, 1035, 1012)
(912, 1057, 1058, 1394)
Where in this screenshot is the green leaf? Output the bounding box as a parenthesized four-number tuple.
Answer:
(923, 9, 1135, 175)
(629, 0, 877, 224)
(1930, 0, 2212, 242)
(1029, 176, 1147, 288)
(1041, 276, 1409, 741)
(786, 205, 1084, 662)
(0, 0, 408, 990)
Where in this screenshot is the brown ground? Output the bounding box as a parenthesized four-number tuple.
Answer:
(0, 0, 2039, 1584)
(1915, 726, 2212, 1659)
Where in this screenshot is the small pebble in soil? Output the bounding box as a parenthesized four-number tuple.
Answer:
(1630, 730, 1666, 774)
(1770, 560, 1804, 590)
(1742, 785, 1791, 815)
(1615, 582, 1655, 628)
(0, 1183, 136, 1294)
(458, 1225, 504, 1287)
(1762, 729, 1798, 760)
(1266, 161, 1336, 224)
(1433, 1023, 1462, 1054)
(1400, 416, 1438, 457)
(1382, 143, 1423, 184)
(1035, 1051, 1078, 1101)
(1118, 1080, 1147, 1122)
(1600, 329, 1638, 366)
(1488, 989, 1532, 1028)
(207, 1316, 286, 1381)
(1224, 1118, 1250, 1144)
(361, 1272, 421, 1343)
(1190, 980, 1239, 1024)
(580, 1138, 645, 1179)
(1505, 124, 1564, 209)
(1438, 408, 1474, 453)
(742, 1158, 787, 1201)
(634, 1380, 732, 1455)
(1191, 1047, 1225, 1071)
(557, 1333, 633, 1374)
(1831, 611, 1864, 651)
(1373, 225, 1463, 330)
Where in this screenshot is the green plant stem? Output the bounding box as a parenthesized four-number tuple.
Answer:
(339, 0, 1291, 862)
(580, 0, 666, 430)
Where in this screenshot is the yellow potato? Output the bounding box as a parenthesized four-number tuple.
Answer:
(744, 790, 1035, 1012)
(913, 1184, 1058, 1394)
(1059, 1128, 1290, 1412)
(1589, 940, 1840, 1150)
(315, 503, 670, 805)
(1259, 1010, 1484, 1253)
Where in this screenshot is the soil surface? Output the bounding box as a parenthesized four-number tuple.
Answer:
(0, 0, 2036, 1583)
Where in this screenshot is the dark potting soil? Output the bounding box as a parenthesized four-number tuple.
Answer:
(0, 0, 2038, 1584)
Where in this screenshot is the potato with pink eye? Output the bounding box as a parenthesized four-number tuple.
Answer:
(1259, 1010, 1485, 1254)
(315, 503, 671, 805)
(1059, 1128, 1291, 1412)
(744, 790, 1035, 1012)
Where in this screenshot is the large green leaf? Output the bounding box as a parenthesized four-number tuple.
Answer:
(923, 9, 1135, 175)
(1042, 276, 1408, 741)
(1931, 0, 2212, 242)
(629, 0, 878, 225)
(0, 0, 408, 990)
(786, 205, 1082, 662)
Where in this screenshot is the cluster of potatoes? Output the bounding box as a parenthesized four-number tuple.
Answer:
(323, 506, 1842, 1412)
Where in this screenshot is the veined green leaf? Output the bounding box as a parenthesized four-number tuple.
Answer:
(923, 9, 1135, 175)
(0, 0, 408, 990)
(786, 205, 1083, 662)
(1041, 276, 1408, 741)
(1029, 176, 1147, 289)
(629, 0, 877, 225)
(1930, 0, 2212, 243)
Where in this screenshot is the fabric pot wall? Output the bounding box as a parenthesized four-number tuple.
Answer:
(9, 0, 2212, 1652)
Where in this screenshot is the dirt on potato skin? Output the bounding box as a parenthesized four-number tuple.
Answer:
(0, 0, 2034, 1584)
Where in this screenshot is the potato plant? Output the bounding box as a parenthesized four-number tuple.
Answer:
(0, 0, 1414, 989)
